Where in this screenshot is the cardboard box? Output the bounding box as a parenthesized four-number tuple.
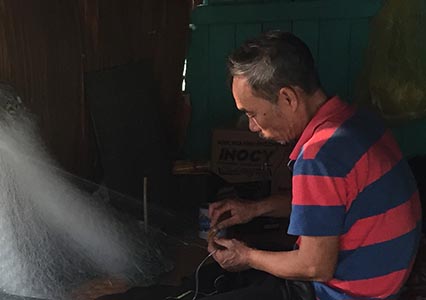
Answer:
(211, 129, 292, 190)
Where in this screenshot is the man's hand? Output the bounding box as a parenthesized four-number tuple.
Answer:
(208, 237, 252, 272)
(208, 198, 258, 230)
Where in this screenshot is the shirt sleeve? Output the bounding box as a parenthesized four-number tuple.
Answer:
(288, 155, 348, 237)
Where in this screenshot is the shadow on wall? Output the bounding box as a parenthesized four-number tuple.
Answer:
(85, 61, 172, 213)
(408, 156, 426, 233)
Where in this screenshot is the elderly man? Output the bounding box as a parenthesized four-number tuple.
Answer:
(208, 31, 422, 300)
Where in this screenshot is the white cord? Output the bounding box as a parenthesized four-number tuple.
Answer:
(164, 250, 218, 300)
(192, 250, 216, 300)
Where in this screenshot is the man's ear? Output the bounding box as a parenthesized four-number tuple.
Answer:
(278, 86, 299, 112)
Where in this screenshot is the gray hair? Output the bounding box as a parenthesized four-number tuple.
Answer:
(228, 31, 320, 103)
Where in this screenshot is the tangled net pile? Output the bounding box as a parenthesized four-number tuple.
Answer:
(0, 83, 172, 299)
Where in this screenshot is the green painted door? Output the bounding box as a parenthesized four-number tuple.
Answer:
(186, 0, 425, 159)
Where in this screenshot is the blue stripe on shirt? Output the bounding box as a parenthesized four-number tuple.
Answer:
(313, 282, 401, 300)
(288, 205, 346, 236)
(316, 110, 385, 176)
(293, 155, 347, 177)
(293, 111, 385, 178)
(335, 224, 421, 281)
(343, 160, 418, 233)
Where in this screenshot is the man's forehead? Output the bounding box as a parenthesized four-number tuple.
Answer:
(232, 76, 250, 91)
(232, 76, 256, 110)
(233, 78, 281, 111)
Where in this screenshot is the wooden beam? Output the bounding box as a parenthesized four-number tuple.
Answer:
(192, 0, 382, 24)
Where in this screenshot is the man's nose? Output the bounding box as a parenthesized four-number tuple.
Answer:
(248, 118, 260, 132)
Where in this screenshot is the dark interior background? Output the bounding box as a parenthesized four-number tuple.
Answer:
(0, 0, 192, 211)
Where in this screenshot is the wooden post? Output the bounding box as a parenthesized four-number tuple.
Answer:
(143, 177, 148, 233)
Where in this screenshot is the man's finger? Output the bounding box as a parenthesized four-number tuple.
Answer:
(212, 201, 231, 217)
(207, 238, 216, 253)
(213, 237, 233, 249)
(210, 203, 232, 227)
(208, 201, 225, 218)
(216, 216, 238, 230)
(209, 201, 228, 222)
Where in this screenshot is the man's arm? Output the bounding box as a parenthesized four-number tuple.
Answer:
(248, 235, 339, 281)
(209, 190, 292, 230)
(210, 235, 339, 282)
(255, 191, 292, 218)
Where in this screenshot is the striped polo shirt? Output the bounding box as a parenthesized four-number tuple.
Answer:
(288, 97, 422, 300)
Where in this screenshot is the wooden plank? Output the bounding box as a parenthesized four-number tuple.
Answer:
(153, 0, 191, 152)
(208, 0, 236, 4)
(0, 0, 93, 176)
(187, 24, 237, 158)
(235, 23, 262, 47)
(187, 25, 210, 123)
(237, 0, 261, 3)
(318, 19, 351, 99)
(192, 0, 382, 24)
(185, 24, 211, 158)
(348, 18, 370, 102)
(292, 20, 319, 62)
(208, 24, 237, 129)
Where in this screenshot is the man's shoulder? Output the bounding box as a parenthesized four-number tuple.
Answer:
(296, 109, 389, 174)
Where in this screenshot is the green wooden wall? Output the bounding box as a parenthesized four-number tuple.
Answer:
(185, 0, 426, 159)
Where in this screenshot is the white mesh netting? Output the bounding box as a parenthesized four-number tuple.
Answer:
(0, 85, 173, 299)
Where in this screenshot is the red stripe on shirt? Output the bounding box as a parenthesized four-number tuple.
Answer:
(290, 97, 355, 160)
(301, 107, 354, 160)
(346, 130, 402, 209)
(292, 175, 347, 206)
(340, 192, 421, 250)
(346, 130, 403, 203)
(302, 127, 339, 160)
(328, 269, 407, 298)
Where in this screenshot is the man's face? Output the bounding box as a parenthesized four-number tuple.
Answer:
(232, 76, 302, 145)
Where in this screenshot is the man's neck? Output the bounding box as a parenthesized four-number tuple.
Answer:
(305, 89, 328, 119)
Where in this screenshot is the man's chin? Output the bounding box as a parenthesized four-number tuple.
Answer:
(279, 139, 296, 147)
(258, 132, 271, 141)
(259, 133, 295, 146)
(258, 133, 281, 143)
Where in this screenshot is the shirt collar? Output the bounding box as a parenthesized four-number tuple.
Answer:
(289, 96, 350, 160)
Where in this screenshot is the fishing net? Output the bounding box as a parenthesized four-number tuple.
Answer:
(0, 83, 173, 300)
